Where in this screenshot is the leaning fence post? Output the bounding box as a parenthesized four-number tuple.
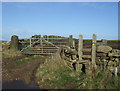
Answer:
(78, 35, 83, 61)
(92, 34, 97, 68)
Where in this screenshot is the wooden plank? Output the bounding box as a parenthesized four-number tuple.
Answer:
(82, 48, 91, 52)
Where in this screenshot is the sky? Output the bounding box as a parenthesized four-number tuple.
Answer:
(2, 2, 118, 40)
(1, 0, 120, 2)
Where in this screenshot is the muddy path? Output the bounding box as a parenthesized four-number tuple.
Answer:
(2, 55, 45, 89)
(2, 55, 32, 67)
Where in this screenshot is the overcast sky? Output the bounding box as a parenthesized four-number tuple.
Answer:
(2, 2, 118, 40)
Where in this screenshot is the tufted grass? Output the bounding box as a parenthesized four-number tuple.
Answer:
(2, 49, 22, 59)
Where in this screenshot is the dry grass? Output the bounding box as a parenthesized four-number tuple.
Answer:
(2, 49, 22, 59)
(35, 53, 86, 89)
(35, 53, 66, 78)
(35, 53, 68, 89)
(2, 41, 22, 59)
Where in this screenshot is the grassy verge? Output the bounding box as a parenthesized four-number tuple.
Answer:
(2, 49, 22, 59)
(35, 54, 86, 89)
(35, 53, 120, 89)
(16, 55, 44, 65)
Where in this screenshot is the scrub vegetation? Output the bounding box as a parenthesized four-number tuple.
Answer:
(35, 53, 120, 89)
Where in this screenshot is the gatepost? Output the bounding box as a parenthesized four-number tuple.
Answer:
(10, 35, 19, 50)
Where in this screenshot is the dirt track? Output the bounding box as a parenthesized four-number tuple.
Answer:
(2, 55, 45, 85)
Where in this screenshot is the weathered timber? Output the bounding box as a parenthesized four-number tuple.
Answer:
(82, 48, 91, 52)
(69, 35, 73, 47)
(92, 34, 97, 68)
(78, 35, 83, 60)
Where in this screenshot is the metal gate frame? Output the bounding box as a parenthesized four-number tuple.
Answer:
(20, 35, 69, 55)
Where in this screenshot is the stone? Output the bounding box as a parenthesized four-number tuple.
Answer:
(71, 54, 77, 60)
(60, 45, 78, 61)
(97, 45, 112, 53)
(10, 35, 19, 50)
(96, 53, 107, 57)
(108, 49, 120, 57)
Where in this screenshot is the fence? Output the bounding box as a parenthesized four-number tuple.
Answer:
(19, 35, 72, 55)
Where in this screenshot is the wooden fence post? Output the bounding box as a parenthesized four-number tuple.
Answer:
(41, 35, 43, 53)
(78, 35, 83, 60)
(92, 34, 97, 68)
(76, 35, 83, 72)
(73, 40, 75, 48)
(69, 35, 73, 47)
